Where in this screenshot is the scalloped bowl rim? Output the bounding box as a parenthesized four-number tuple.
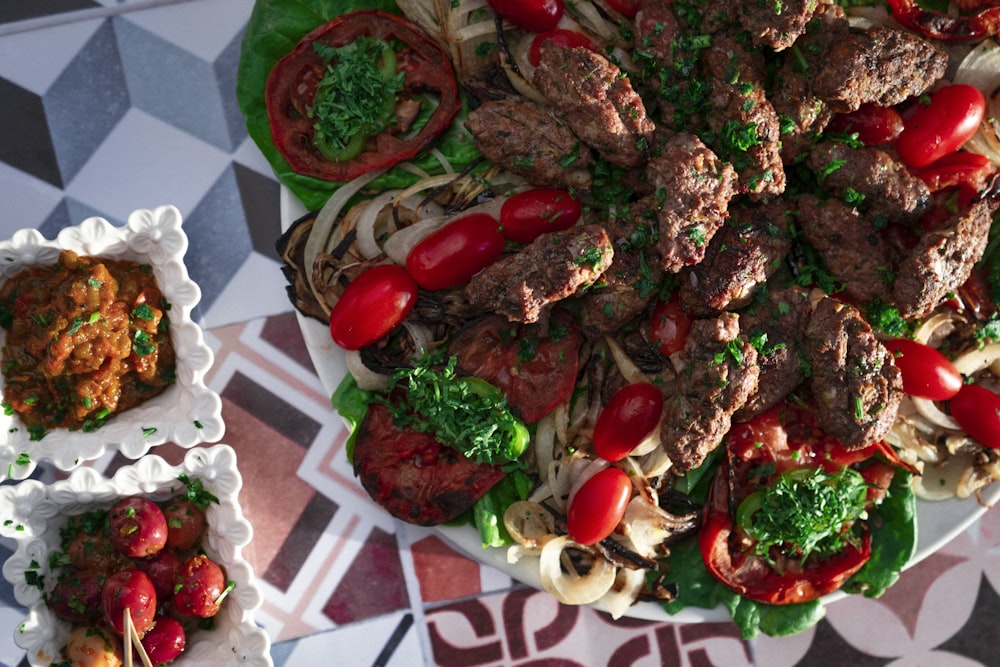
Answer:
(0, 444, 272, 666)
(0, 206, 225, 481)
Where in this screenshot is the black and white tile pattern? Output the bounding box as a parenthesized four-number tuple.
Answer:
(0, 0, 285, 329)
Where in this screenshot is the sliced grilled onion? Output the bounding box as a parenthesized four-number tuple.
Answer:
(621, 495, 697, 559)
(911, 396, 961, 431)
(500, 35, 549, 105)
(538, 536, 617, 605)
(503, 500, 556, 560)
(381, 195, 506, 265)
(534, 411, 558, 484)
(953, 343, 1000, 377)
(912, 312, 961, 348)
(401, 321, 433, 357)
(605, 335, 647, 385)
(382, 215, 450, 265)
(596, 566, 645, 620)
(305, 169, 386, 300)
(353, 189, 405, 259)
(912, 452, 976, 501)
(542, 454, 596, 512)
(344, 350, 390, 392)
(566, 457, 610, 510)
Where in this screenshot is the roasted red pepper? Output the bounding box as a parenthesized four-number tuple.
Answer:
(887, 0, 1000, 40)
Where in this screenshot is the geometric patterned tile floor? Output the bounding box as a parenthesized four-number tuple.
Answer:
(1, 2, 1000, 666)
(0, 0, 286, 330)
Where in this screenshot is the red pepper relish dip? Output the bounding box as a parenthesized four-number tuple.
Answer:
(0, 250, 175, 439)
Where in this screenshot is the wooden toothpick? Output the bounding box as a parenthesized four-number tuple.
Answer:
(122, 607, 155, 667)
(123, 608, 133, 667)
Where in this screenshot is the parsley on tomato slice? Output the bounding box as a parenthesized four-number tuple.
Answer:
(699, 400, 909, 606)
(265, 10, 462, 183)
(353, 400, 506, 526)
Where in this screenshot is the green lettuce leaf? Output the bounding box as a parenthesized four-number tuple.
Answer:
(236, 0, 481, 210)
(841, 471, 917, 598)
(329, 372, 372, 464)
(470, 470, 535, 548)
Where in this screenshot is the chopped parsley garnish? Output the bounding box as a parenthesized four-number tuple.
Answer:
(842, 187, 866, 207)
(518, 336, 539, 363)
(131, 303, 156, 321)
(574, 245, 606, 269)
(737, 466, 870, 565)
(132, 330, 157, 356)
(975, 314, 1000, 348)
(817, 158, 847, 180)
(178, 473, 220, 510)
(310, 37, 405, 162)
(379, 355, 529, 468)
(719, 119, 760, 155)
(865, 300, 909, 338)
(749, 330, 786, 356)
(688, 226, 707, 247)
(715, 339, 746, 365)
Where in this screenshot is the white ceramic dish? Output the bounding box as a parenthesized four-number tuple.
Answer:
(0, 444, 272, 666)
(0, 206, 225, 480)
(281, 188, 1000, 623)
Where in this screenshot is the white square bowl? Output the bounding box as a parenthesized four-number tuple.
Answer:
(0, 206, 225, 480)
(1, 444, 271, 666)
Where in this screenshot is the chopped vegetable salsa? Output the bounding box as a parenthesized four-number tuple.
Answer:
(0, 250, 175, 437)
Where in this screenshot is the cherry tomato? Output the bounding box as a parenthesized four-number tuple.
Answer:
(137, 548, 181, 599)
(141, 617, 186, 666)
(47, 570, 105, 624)
(499, 188, 583, 244)
(593, 382, 663, 462)
(109, 497, 168, 559)
(162, 499, 207, 552)
(406, 213, 504, 291)
(173, 554, 227, 618)
(884, 338, 963, 400)
(605, 0, 640, 17)
(328, 264, 418, 350)
(949, 383, 1000, 449)
(528, 30, 597, 67)
(102, 569, 157, 636)
(827, 104, 904, 146)
(487, 0, 564, 32)
(649, 296, 692, 357)
(895, 84, 986, 169)
(566, 467, 632, 545)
